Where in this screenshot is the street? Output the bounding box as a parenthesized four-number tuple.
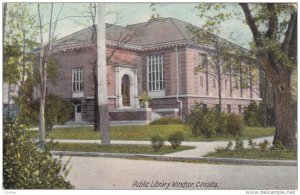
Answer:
(62, 156, 297, 190)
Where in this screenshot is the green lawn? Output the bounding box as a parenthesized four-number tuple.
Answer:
(48, 142, 194, 155)
(205, 148, 297, 160)
(43, 125, 275, 141)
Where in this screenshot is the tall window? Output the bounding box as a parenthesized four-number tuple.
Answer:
(213, 78, 216, 88)
(235, 80, 239, 90)
(238, 105, 242, 114)
(227, 104, 231, 114)
(199, 53, 208, 69)
(200, 76, 204, 88)
(147, 54, 164, 91)
(72, 67, 83, 92)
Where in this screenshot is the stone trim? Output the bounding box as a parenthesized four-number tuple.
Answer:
(151, 94, 262, 101)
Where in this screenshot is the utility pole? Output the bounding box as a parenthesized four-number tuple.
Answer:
(97, 3, 110, 145)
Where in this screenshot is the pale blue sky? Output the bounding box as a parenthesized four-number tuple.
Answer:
(6, 2, 253, 48)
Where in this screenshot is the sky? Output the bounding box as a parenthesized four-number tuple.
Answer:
(5, 2, 253, 48)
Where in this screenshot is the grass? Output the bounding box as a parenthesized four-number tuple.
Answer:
(40, 125, 275, 142)
(205, 148, 297, 160)
(48, 142, 195, 155)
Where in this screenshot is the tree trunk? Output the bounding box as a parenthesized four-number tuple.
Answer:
(216, 39, 222, 133)
(272, 76, 296, 147)
(7, 82, 11, 119)
(37, 3, 46, 149)
(39, 89, 46, 149)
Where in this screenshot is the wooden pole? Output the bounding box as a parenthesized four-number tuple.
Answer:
(97, 3, 110, 145)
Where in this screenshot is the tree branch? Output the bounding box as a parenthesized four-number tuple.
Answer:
(266, 4, 278, 38)
(239, 3, 261, 45)
(281, 11, 297, 55)
(51, 3, 64, 42)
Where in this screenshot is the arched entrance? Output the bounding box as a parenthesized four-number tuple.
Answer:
(121, 75, 130, 106)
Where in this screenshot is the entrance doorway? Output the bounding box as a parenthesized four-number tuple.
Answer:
(121, 75, 130, 106)
(75, 104, 82, 122)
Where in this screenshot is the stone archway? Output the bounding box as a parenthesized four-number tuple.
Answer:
(115, 66, 139, 109)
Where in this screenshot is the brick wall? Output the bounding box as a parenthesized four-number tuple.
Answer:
(48, 45, 142, 103)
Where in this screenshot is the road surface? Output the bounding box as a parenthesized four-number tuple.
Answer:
(62, 156, 297, 190)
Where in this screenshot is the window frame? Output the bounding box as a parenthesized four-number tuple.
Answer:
(147, 54, 165, 92)
(72, 67, 84, 93)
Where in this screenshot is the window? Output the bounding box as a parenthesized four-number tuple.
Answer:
(227, 105, 231, 114)
(200, 76, 204, 88)
(72, 67, 83, 92)
(10, 85, 16, 93)
(215, 104, 220, 111)
(235, 80, 239, 90)
(238, 105, 242, 114)
(147, 54, 164, 91)
(199, 53, 208, 69)
(225, 80, 227, 89)
(202, 104, 207, 111)
(213, 78, 216, 88)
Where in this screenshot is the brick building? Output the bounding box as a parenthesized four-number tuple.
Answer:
(47, 17, 261, 125)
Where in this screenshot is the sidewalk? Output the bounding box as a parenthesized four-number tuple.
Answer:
(48, 136, 274, 158)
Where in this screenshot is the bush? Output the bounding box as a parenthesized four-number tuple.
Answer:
(225, 141, 233, 151)
(248, 138, 256, 149)
(150, 117, 183, 125)
(168, 131, 185, 149)
(243, 101, 266, 127)
(226, 113, 244, 137)
(15, 93, 73, 131)
(3, 121, 74, 189)
(234, 138, 244, 151)
(187, 103, 217, 138)
(44, 94, 74, 131)
(259, 140, 270, 151)
(151, 135, 164, 152)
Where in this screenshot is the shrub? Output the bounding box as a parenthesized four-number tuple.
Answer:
(226, 113, 244, 137)
(225, 141, 233, 151)
(259, 140, 270, 151)
(151, 135, 164, 152)
(15, 93, 73, 131)
(150, 117, 183, 125)
(44, 94, 74, 131)
(248, 138, 256, 149)
(3, 121, 74, 189)
(187, 103, 217, 138)
(168, 131, 185, 149)
(234, 138, 244, 151)
(243, 100, 266, 127)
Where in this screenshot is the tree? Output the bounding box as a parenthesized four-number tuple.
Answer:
(4, 3, 39, 118)
(37, 3, 64, 149)
(194, 3, 297, 147)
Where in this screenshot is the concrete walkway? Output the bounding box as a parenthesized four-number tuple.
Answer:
(48, 136, 274, 158)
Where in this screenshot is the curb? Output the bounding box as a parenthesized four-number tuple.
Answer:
(51, 150, 297, 166)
